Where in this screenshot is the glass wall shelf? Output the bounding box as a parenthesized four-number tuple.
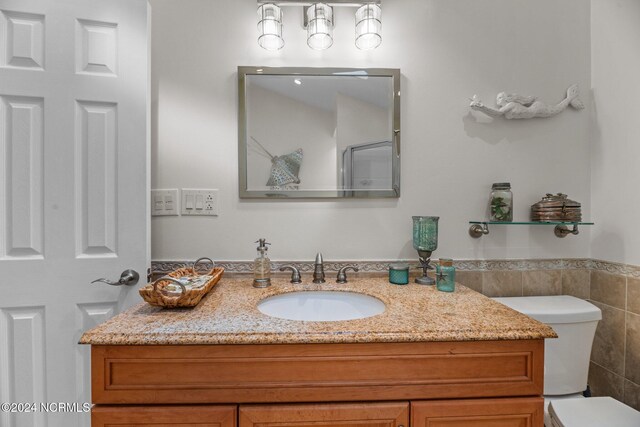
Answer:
(468, 221, 594, 238)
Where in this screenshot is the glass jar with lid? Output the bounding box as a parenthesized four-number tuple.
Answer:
(489, 183, 513, 222)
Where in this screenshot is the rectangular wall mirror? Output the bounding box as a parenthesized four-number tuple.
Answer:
(238, 66, 401, 198)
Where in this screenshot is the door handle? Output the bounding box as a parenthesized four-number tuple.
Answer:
(92, 269, 140, 287)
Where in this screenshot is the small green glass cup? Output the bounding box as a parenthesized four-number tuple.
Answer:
(389, 263, 409, 285)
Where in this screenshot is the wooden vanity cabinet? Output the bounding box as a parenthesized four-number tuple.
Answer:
(239, 402, 409, 427)
(239, 400, 543, 427)
(90, 340, 545, 427)
(92, 405, 237, 427)
(411, 398, 544, 427)
(90, 399, 542, 427)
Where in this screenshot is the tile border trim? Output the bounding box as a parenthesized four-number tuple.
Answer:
(151, 260, 411, 274)
(150, 258, 603, 273)
(151, 258, 640, 277)
(591, 259, 640, 279)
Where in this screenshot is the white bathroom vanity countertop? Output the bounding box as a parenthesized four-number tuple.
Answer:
(80, 276, 556, 345)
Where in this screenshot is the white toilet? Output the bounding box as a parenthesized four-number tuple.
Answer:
(494, 295, 640, 427)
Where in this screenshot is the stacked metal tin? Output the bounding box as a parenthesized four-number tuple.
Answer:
(531, 193, 582, 222)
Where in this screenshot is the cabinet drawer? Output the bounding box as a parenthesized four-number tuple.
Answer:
(92, 405, 237, 427)
(240, 402, 409, 427)
(92, 340, 543, 404)
(411, 398, 543, 427)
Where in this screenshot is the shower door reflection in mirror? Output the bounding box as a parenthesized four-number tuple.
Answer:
(238, 67, 400, 198)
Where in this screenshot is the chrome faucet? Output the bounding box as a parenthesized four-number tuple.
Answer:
(279, 265, 302, 284)
(336, 265, 359, 284)
(312, 253, 325, 283)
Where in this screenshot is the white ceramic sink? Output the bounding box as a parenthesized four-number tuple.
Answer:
(257, 291, 386, 321)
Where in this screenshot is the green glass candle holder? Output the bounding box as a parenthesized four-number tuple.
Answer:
(436, 258, 456, 292)
(412, 216, 439, 285)
(389, 263, 409, 285)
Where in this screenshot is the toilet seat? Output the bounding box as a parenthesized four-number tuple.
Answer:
(543, 394, 584, 427)
(549, 396, 640, 427)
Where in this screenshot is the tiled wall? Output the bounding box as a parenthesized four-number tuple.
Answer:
(454, 268, 589, 298)
(152, 258, 640, 410)
(587, 271, 640, 411)
(454, 265, 639, 411)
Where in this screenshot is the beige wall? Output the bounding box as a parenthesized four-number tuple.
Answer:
(150, 0, 591, 262)
(588, 0, 640, 407)
(590, 0, 640, 266)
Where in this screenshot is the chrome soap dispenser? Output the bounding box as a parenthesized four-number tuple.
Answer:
(253, 238, 272, 288)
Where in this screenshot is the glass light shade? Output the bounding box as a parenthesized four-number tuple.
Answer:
(257, 4, 284, 51)
(355, 4, 382, 50)
(412, 216, 439, 252)
(307, 3, 334, 50)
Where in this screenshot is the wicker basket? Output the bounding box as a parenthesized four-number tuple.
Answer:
(139, 257, 224, 308)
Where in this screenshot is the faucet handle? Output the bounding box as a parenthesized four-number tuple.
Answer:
(279, 265, 302, 284)
(336, 265, 359, 284)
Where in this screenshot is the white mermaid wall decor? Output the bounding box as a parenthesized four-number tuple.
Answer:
(469, 84, 584, 119)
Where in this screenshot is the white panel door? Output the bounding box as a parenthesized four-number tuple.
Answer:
(0, 0, 149, 426)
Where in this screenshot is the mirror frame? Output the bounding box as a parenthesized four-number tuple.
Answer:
(238, 66, 401, 199)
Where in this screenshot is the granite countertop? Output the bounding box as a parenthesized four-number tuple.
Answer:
(79, 276, 557, 345)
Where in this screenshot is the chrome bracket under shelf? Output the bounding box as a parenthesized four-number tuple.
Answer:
(469, 222, 588, 239)
(553, 223, 580, 238)
(468, 223, 490, 238)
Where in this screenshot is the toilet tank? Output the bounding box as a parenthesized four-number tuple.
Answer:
(494, 295, 601, 395)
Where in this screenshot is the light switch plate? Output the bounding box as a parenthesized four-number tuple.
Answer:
(151, 189, 179, 216)
(181, 189, 219, 216)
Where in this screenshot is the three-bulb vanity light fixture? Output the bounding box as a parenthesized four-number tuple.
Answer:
(257, 0, 382, 51)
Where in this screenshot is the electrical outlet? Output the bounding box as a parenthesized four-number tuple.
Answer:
(181, 189, 219, 216)
(151, 189, 179, 216)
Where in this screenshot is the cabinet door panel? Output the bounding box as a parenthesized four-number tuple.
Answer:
(240, 402, 408, 427)
(92, 405, 237, 427)
(411, 398, 543, 427)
